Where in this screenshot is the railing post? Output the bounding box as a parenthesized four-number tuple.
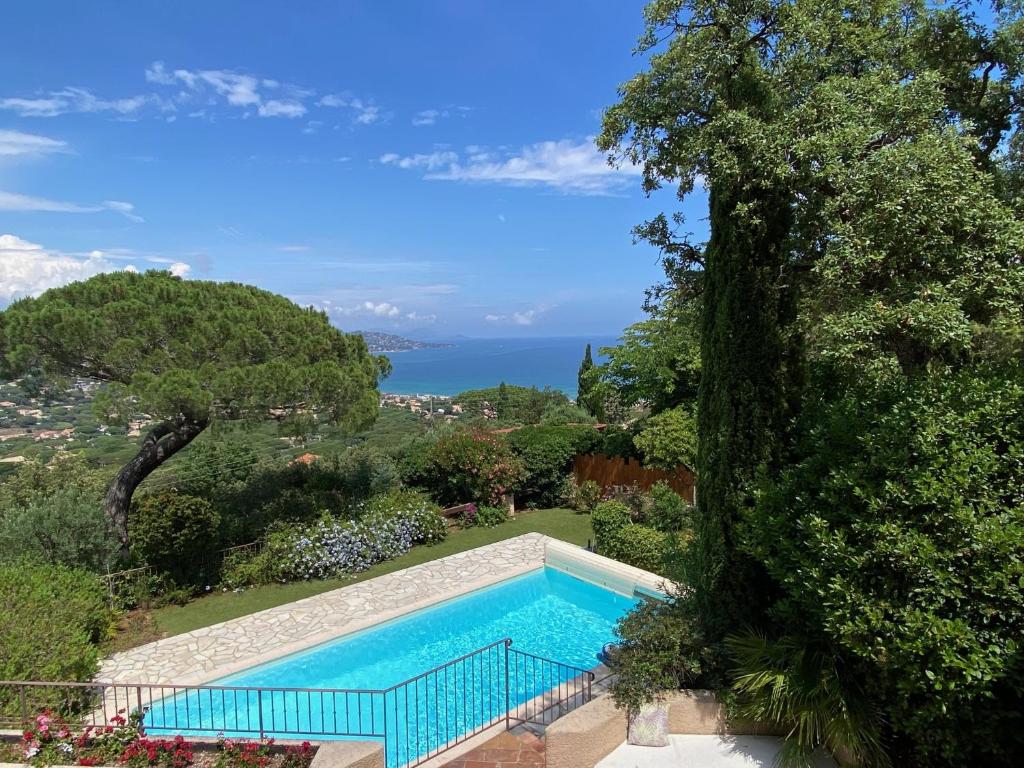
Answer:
(503, 639, 511, 730)
(136, 685, 143, 716)
(18, 684, 28, 724)
(257, 689, 264, 737)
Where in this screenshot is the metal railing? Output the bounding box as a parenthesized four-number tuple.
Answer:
(0, 639, 595, 768)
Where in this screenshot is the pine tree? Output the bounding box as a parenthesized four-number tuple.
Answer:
(577, 344, 603, 419)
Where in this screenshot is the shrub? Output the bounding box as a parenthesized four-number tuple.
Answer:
(0, 561, 114, 717)
(592, 500, 631, 551)
(0, 487, 119, 572)
(610, 598, 712, 714)
(596, 424, 641, 459)
(560, 476, 602, 512)
(646, 482, 690, 533)
(504, 425, 600, 507)
(474, 505, 508, 528)
(415, 430, 525, 506)
(131, 492, 221, 587)
(223, 490, 446, 585)
(750, 366, 1024, 764)
(603, 524, 670, 574)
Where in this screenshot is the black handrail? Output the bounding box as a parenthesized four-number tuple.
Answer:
(0, 639, 596, 768)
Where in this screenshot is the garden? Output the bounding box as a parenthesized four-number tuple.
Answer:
(0, 400, 693, 722)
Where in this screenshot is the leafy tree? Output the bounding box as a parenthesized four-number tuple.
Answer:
(632, 405, 697, 471)
(0, 487, 119, 573)
(504, 424, 600, 507)
(0, 271, 387, 557)
(132, 491, 222, 586)
(599, 0, 1024, 654)
(453, 383, 569, 424)
(539, 401, 597, 426)
(601, 2, 1024, 763)
(598, 283, 701, 414)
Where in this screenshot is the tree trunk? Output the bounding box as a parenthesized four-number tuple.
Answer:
(105, 415, 208, 561)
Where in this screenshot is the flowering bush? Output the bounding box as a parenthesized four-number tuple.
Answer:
(417, 430, 525, 506)
(118, 736, 193, 768)
(213, 739, 273, 768)
(222, 489, 446, 585)
(3, 709, 316, 768)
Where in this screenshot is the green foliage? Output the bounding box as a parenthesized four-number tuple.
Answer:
(633, 406, 697, 471)
(409, 429, 525, 506)
(0, 560, 114, 714)
(453, 383, 569, 425)
(576, 343, 604, 418)
(591, 500, 632, 551)
(646, 482, 690, 534)
(0, 455, 109, 511)
(132, 492, 222, 587)
(598, 301, 701, 414)
(560, 476, 602, 513)
(539, 401, 597, 426)
(610, 598, 712, 714)
(221, 489, 447, 586)
(0, 271, 385, 553)
(749, 367, 1024, 764)
(0, 487, 119, 573)
(603, 525, 671, 575)
(728, 634, 889, 768)
(474, 505, 509, 528)
(0, 271, 384, 432)
(504, 424, 600, 507)
(596, 424, 641, 460)
(600, 8, 1024, 762)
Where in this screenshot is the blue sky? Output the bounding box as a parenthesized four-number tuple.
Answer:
(0, 1, 707, 338)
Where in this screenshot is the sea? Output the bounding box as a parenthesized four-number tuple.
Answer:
(380, 336, 617, 398)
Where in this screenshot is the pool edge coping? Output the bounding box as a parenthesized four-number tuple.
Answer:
(100, 533, 551, 687)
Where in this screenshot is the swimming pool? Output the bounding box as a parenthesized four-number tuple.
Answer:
(143, 567, 640, 765)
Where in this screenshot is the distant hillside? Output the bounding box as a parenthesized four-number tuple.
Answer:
(354, 331, 452, 352)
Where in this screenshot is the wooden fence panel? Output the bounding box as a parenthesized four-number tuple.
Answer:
(572, 453, 695, 503)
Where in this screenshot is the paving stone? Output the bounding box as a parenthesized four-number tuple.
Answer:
(99, 533, 549, 686)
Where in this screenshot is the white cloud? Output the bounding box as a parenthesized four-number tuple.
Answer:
(412, 109, 443, 126)
(147, 62, 308, 119)
(0, 88, 148, 118)
(319, 94, 384, 125)
(381, 137, 640, 195)
(379, 150, 458, 171)
(337, 300, 402, 318)
(405, 311, 437, 323)
(278, 244, 311, 252)
(0, 191, 144, 221)
(168, 261, 190, 277)
(484, 305, 552, 326)
(258, 99, 306, 118)
(0, 130, 69, 157)
(101, 200, 145, 223)
(0, 234, 138, 303)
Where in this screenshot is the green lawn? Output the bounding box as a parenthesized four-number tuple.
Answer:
(149, 507, 593, 640)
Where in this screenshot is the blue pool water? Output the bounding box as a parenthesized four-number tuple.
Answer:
(144, 567, 639, 765)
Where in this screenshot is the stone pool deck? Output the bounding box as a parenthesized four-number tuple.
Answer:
(100, 533, 549, 686)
